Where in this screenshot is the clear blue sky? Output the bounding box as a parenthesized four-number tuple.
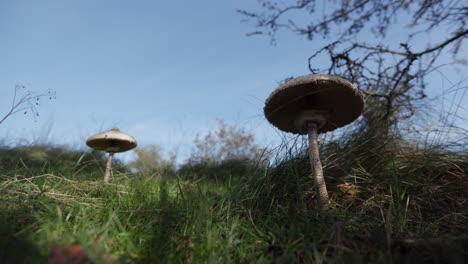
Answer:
(1, 1, 466, 163)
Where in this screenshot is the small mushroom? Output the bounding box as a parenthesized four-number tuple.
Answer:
(86, 128, 137, 183)
(264, 74, 364, 209)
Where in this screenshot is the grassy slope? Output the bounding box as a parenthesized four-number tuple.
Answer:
(0, 143, 467, 263)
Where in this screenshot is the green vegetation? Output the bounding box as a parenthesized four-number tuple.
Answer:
(0, 131, 466, 263)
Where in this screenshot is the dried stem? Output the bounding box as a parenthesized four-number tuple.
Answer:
(0, 85, 56, 126)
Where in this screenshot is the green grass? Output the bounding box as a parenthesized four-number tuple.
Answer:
(0, 141, 467, 263)
(0, 172, 262, 263)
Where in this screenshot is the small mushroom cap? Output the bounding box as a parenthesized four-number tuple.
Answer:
(264, 74, 364, 134)
(86, 128, 137, 153)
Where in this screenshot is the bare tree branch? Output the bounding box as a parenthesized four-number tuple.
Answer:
(239, 0, 467, 132)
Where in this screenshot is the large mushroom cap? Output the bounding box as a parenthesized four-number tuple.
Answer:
(264, 74, 364, 134)
(86, 128, 137, 153)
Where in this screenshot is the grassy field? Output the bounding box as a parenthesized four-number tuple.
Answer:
(0, 138, 467, 263)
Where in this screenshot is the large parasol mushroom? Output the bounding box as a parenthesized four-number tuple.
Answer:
(86, 128, 137, 183)
(264, 74, 364, 209)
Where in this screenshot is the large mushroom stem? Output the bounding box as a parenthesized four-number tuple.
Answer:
(307, 122, 330, 209)
(103, 152, 114, 183)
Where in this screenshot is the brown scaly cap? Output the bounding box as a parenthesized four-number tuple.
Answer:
(86, 128, 137, 153)
(264, 74, 364, 134)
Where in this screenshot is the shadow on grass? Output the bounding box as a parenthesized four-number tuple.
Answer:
(0, 208, 44, 263)
(128, 179, 187, 263)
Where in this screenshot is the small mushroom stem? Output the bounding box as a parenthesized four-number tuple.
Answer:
(307, 122, 330, 209)
(104, 152, 114, 183)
